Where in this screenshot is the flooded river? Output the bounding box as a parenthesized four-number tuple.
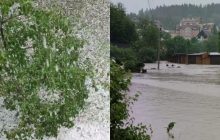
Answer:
(129, 62, 220, 140)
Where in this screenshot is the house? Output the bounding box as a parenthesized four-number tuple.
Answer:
(176, 24, 200, 40)
(175, 17, 201, 39)
(170, 17, 215, 40)
(154, 20, 163, 31)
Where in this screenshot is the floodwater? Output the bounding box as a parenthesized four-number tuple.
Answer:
(129, 61, 220, 140)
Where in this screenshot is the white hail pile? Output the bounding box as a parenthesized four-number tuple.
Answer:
(42, 0, 110, 140)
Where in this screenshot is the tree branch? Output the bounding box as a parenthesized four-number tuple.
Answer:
(22, 46, 34, 50)
(0, 18, 7, 49)
(2, 14, 21, 24)
(0, 14, 22, 49)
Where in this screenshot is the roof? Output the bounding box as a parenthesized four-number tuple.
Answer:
(209, 52, 220, 55)
(188, 52, 207, 56)
(174, 52, 220, 56)
(174, 53, 187, 55)
(179, 24, 200, 30)
(188, 52, 220, 55)
(197, 30, 210, 39)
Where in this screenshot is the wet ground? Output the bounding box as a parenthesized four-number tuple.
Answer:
(129, 61, 220, 140)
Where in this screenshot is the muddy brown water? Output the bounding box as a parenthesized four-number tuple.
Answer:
(129, 62, 220, 140)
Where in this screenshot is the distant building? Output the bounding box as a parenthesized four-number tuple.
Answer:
(171, 53, 187, 64)
(187, 52, 210, 64)
(170, 17, 215, 40)
(209, 52, 220, 64)
(154, 20, 163, 31)
(171, 52, 220, 64)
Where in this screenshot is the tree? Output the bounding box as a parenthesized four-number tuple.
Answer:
(132, 16, 160, 63)
(110, 60, 150, 140)
(164, 36, 188, 59)
(110, 45, 141, 72)
(218, 32, 220, 52)
(203, 34, 219, 52)
(110, 3, 138, 44)
(0, 0, 88, 139)
(110, 3, 143, 72)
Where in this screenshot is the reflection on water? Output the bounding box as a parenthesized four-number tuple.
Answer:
(129, 63, 220, 140)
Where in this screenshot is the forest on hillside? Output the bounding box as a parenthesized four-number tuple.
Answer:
(129, 3, 220, 30)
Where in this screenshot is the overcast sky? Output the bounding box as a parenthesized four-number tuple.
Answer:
(111, 0, 220, 13)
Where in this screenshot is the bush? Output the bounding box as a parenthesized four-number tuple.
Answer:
(110, 45, 143, 72)
(0, 0, 88, 139)
(110, 60, 150, 140)
(137, 47, 157, 63)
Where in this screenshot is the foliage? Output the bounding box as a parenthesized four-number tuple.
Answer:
(133, 17, 160, 63)
(138, 21, 159, 47)
(110, 3, 145, 72)
(218, 32, 220, 52)
(110, 3, 138, 44)
(163, 36, 188, 58)
(163, 34, 220, 60)
(138, 46, 157, 63)
(110, 60, 150, 140)
(110, 2, 161, 71)
(110, 45, 143, 72)
(202, 34, 219, 52)
(0, 0, 88, 139)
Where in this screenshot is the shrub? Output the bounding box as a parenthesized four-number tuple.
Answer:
(0, 0, 88, 139)
(110, 45, 143, 72)
(110, 60, 150, 140)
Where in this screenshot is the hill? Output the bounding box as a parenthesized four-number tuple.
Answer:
(131, 3, 220, 30)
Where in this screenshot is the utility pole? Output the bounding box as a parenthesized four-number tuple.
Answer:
(157, 27, 161, 70)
